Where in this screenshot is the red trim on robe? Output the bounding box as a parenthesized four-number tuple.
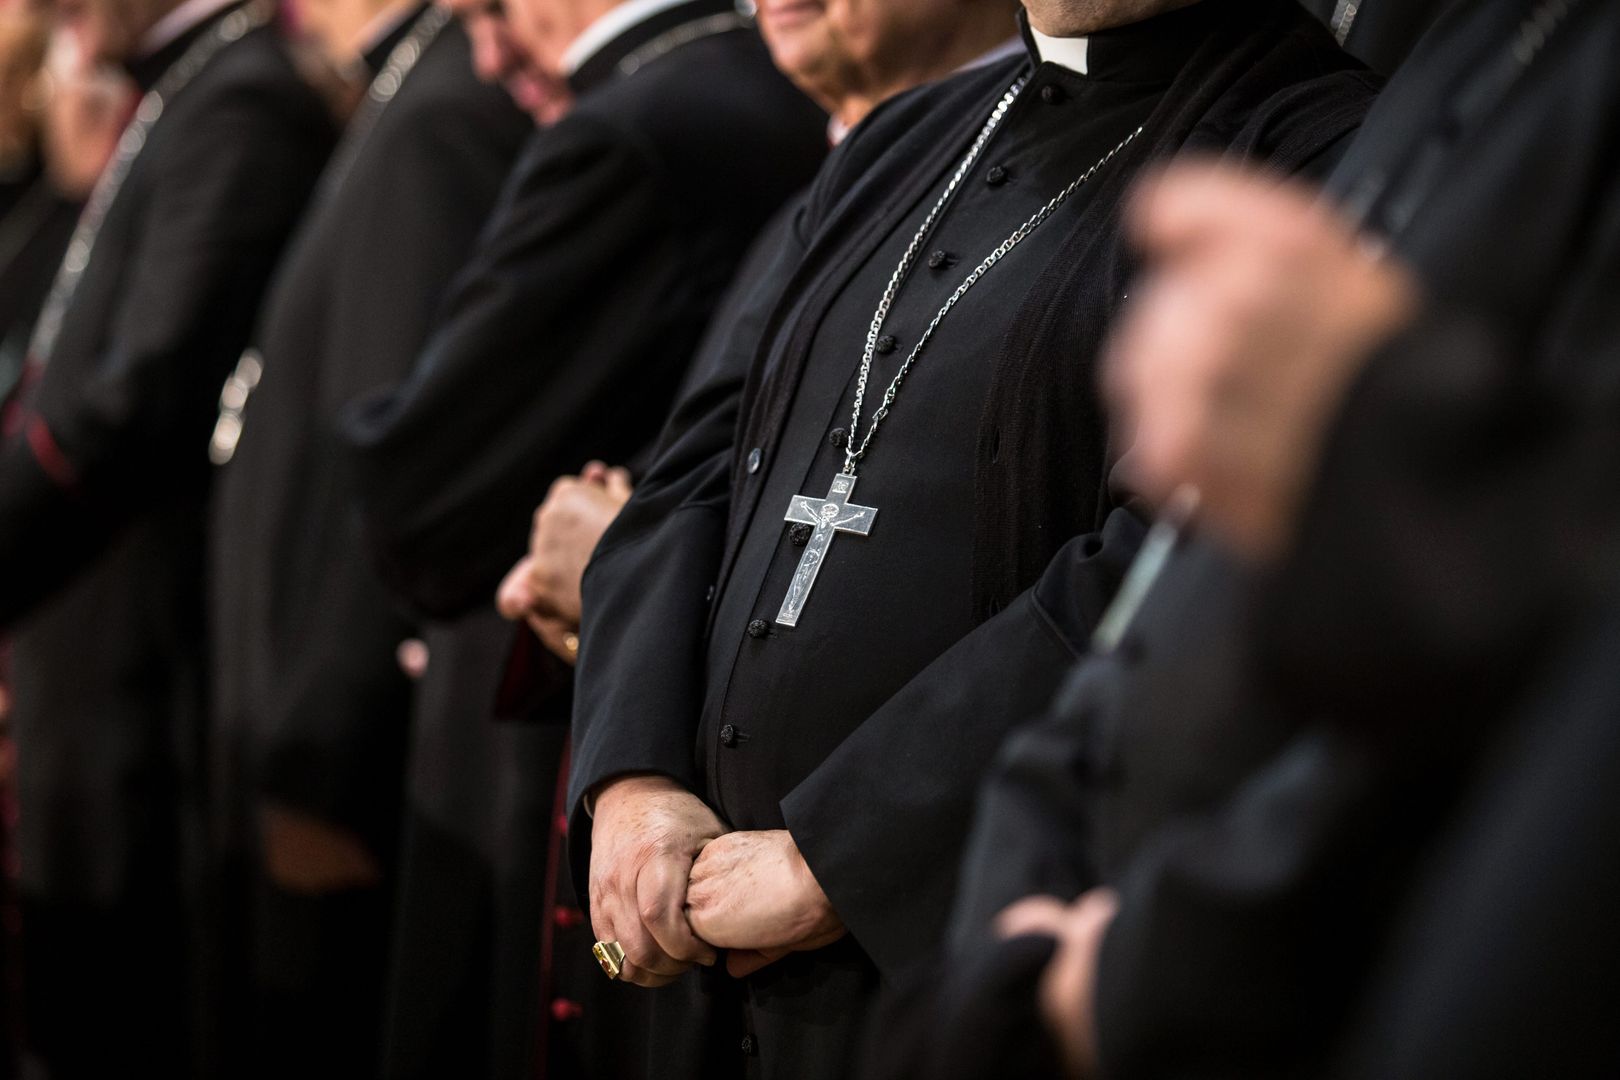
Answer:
(25, 418, 80, 491)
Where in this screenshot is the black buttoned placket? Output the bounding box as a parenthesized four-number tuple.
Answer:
(700, 58, 1171, 830)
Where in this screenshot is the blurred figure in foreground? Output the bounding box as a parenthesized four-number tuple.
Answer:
(0, 0, 333, 1073)
(207, 0, 532, 1073)
(893, 2, 1620, 1078)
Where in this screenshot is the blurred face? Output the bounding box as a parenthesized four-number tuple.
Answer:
(445, 0, 569, 123)
(0, 5, 49, 157)
(52, 0, 175, 63)
(1022, 0, 1199, 36)
(757, 0, 1014, 122)
(503, 0, 609, 77)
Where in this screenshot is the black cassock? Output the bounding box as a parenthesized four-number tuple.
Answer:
(931, 2, 1620, 1078)
(0, 162, 79, 389)
(569, 2, 1375, 1076)
(208, 7, 528, 1075)
(1297, 0, 1454, 75)
(336, 3, 826, 1077)
(0, 4, 333, 1075)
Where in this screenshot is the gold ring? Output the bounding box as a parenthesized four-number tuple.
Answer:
(563, 632, 580, 656)
(593, 940, 626, 980)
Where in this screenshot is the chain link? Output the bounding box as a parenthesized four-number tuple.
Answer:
(843, 78, 1142, 474)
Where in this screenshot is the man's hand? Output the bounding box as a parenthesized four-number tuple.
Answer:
(496, 462, 633, 664)
(589, 774, 724, 987)
(997, 889, 1121, 1080)
(686, 829, 846, 978)
(1105, 162, 1419, 562)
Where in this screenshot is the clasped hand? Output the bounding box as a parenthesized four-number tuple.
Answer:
(588, 776, 845, 987)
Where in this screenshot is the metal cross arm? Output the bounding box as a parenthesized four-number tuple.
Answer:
(776, 473, 878, 627)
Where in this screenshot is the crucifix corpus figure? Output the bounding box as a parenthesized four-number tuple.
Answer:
(777, 472, 877, 626)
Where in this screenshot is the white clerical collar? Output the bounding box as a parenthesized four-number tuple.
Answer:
(140, 0, 241, 57)
(1029, 26, 1090, 75)
(561, 0, 693, 77)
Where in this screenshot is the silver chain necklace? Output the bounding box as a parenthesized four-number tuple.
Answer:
(774, 78, 1145, 627)
(319, 3, 453, 198)
(26, 0, 275, 371)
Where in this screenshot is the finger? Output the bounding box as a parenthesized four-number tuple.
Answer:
(536, 617, 580, 667)
(496, 557, 538, 620)
(995, 896, 1072, 941)
(602, 876, 690, 984)
(638, 857, 718, 967)
(581, 461, 610, 484)
(604, 467, 633, 499)
(1133, 161, 1309, 263)
(727, 948, 789, 979)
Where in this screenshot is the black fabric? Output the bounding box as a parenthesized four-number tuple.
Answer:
(0, 10, 334, 1077)
(885, 3, 1620, 1078)
(0, 173, 78, 386)
(1326, 601, 1620, 1080)
(937, 3, 1620, 1075)
(340, 1, 829, 619)
(1298, 0, 1456, 75)
(570, 3, 1375, 1077)
(863, 935, 1064, 1080)
(334, 6, 825, 1079)
(206, 13, 529, 1076)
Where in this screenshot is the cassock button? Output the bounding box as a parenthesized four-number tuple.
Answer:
(1041, 84, 1066, 105)
(552, 999, 584, 1022)
(747, 619, 770, 639)
(747, 447, 763, 473)
(986, 165, 1009, 187)
(719, 724, 739, 747)
(789, 523, 813, 547)
(875, 334, 898, 355)
(740, 1034, 758, 1056)
(555, 906, 585, 929)
(828, 427, 849, 448)
(927, 250, 954, 270)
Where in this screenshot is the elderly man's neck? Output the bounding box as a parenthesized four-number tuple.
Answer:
(1022, 0, 1201, 37)
(833, 4, 1023, 133)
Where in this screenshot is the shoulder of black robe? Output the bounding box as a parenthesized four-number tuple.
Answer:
(749, 0, 1378, 982)
(211, 17, 530, 839)
(0, 18, 335, 627)
(1328, 600, 1620, 1080)
(340, 16, 827, 618)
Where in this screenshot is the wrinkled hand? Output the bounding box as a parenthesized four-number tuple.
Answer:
(589, 775, 724, 987)
(1105, 162, 1418, 562)
(497, 462, 633, 665)
(686, 829, 846, 978)
(997, 889, 1120, 1080)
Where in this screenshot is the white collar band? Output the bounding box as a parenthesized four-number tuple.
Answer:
(561, 0, 693, 77)
(1029, 26, 1089, 75)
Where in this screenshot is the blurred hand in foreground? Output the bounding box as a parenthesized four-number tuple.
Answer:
(1105, 162, 1418, 562)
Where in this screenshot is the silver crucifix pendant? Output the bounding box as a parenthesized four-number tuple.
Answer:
(776, 473, 878, 627)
